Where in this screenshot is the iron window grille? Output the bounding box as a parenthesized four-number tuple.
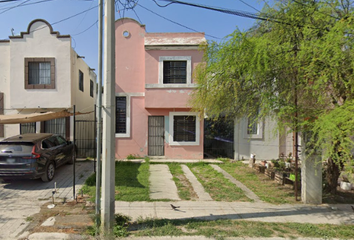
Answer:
(116, 96, 126, 134)
(173, 115, 196, 142)
(163, 61, 187, 84)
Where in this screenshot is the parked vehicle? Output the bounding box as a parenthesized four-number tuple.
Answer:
(0, 133, 75, 182)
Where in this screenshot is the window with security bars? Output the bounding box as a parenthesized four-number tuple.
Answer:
(20, 122, 36, 134)
(116, 97, 126, 133)
(173, 116, 196, 142)
(163, 61, 187, 84)
(79, 70, 84, 92)
(44, 118, 66, 137)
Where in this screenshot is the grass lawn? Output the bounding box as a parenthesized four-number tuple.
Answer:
(187, 162, 251, 202)
(82, 161, 151, 202)
(167, 163, 198, 200)
(220, 161, 298, 204)
(128, 218, 354, 239)
(81, 159, 354, 239)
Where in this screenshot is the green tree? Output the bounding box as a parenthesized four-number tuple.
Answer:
(190, 0, 354, 195)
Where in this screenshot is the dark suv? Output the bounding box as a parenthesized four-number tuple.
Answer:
(0, 133, 75, 182)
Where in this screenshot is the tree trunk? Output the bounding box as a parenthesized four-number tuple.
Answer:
(325, 157, 341, 195)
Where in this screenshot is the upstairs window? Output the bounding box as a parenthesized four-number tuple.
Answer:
(90, 80, 94, 97)
(25, 58, 55, 89)
(79, 70, 84, 92)
(163, 61, 187, 84)
(116, 96, 126, 134)
(158, 56, 191, 86)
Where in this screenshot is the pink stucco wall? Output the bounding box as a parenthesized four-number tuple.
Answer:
(145, 50, 203, 85)
(145, 88, 194, 108)
(115, 19, 145, 93)
(115, 18, 205, 159)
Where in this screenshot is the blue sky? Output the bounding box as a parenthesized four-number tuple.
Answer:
(0, 0, 268, 72)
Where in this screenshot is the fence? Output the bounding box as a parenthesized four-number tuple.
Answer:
(75, 119, 96, 158)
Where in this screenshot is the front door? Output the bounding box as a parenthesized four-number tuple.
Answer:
(148, 116, 164, 156)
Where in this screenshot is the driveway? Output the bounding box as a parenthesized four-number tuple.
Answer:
(0, 160, 94, 239)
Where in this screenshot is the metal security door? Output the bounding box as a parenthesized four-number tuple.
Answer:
(148, 116, 164, 156)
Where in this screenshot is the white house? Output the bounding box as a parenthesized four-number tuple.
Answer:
(0, 19, 96, 146)
(234, 116, 294, 161)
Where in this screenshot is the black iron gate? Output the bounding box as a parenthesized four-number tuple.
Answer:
(148, 116, 165, 156)
(75, 119, 96, 158)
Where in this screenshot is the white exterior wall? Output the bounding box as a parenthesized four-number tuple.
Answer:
(70, 48, 96, 118)
(0, 19, 96, 141)
(0, 42, 18, 139)
(234, 116, 280, 160)
(9, 21, 72, 109)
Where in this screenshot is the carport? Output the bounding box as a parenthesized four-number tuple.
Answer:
(0, 109, 96, 199)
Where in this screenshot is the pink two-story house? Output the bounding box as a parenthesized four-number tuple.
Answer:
(115, 18, 205, 159)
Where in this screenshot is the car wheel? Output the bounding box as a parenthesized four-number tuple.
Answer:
(41, 162, 55, 182)
(67, 150, 76, 164)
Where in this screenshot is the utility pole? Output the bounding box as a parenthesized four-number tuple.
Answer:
(95, 0, 103, 218)
(101, 0, 115, 233)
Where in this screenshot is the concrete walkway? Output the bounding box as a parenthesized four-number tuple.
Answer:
(211, 164, 262, 203)
(115, 201, 354, 225)
(181, 164, 212, 201)
(149, 164, 180, 200)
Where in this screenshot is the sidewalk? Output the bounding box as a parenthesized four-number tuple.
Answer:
(23, 160, 354, 240)
(115, 201, 354, 225)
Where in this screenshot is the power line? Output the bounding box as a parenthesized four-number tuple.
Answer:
(0, 0, 55, 12)
(159, 0, 286, 25)
(237, 0, 261, 13)
(138, 3, 221, 39)
(0, 0, 29, 14)
(72, 20, 98, 36)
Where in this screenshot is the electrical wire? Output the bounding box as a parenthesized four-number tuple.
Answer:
(72, 20, 98, 36)
(159, 0, 291, 26)
(137, 3, 221, 39)
(0, 0, 29, 14)
(0, 0, 55, 12)
(152, 0, 173, 7)
(73, 0, 95, 33)
(237, 0, 261, 13)
(132, 7, 142, 24)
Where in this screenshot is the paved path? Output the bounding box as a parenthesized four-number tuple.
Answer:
(149, 164, 180, 200)
(115, 201, 354, 225)
(211, 164, 262, 202)
(181, 165, 212, 201)
(0, 161, 94, 240)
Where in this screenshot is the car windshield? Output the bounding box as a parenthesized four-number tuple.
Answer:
(0, 143, 34, 154)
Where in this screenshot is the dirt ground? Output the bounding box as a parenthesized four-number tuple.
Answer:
(20, 195, 95, 239)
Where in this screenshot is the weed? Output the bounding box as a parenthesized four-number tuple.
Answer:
(85, 173, 96, 186)
(127, 154, 142, 160)
(25, 216, 33, 222)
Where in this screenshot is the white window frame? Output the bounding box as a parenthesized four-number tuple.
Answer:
(115, 94, 131, 138)
(156, 56, 192, 88)
(243, 117, 263, 139)
(169, 112, 200, 146)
